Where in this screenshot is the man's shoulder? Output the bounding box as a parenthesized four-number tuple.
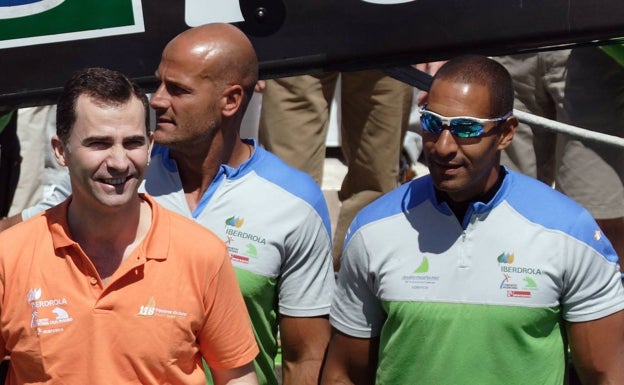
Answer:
(250, 147, 327, 204)
(505, 170, 588, 218)
(370, 175, 430, 210)
(0, 213, 49, 241)
(0, 209, 58, 269)
(503, 170, 605, 244)
(351, 177, 431, 231)
(254, 147, 320, 184)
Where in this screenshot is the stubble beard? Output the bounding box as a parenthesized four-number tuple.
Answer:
(155, 120, 219, 156)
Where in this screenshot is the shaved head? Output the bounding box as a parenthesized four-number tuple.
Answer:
(431, 55, 514, 117)
(163, 23, 259, 110)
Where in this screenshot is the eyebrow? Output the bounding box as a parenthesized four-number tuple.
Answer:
(81, 135, 146, 144)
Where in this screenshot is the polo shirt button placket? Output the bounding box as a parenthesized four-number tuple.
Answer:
(89, 277, 98, 285)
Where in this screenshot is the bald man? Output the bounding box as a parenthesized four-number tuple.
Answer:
(1, 23, 335, 385)
(148, 22, 335, 385)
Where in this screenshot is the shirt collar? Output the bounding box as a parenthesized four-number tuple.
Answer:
(48, 194, 168, 261)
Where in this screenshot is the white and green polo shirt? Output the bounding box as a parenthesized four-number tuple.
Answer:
(143, 140, 334, 385)
(331, 169, 624, 385)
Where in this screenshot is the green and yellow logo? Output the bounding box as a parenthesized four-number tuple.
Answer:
(497, 251, 515, 264)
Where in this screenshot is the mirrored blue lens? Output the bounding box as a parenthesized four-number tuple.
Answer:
(420, 111, 484, 138)
(450, 119, 484, 138)
(420, 112, 443, 134)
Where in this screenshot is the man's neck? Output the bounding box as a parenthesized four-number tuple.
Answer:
(168, 137, 253, 212)
(435, 169, 506, 222)
(67, 197, 151, 283)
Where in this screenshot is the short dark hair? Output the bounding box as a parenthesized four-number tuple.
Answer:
(56, 67, 150, 144)
(432, 55, 514, 117)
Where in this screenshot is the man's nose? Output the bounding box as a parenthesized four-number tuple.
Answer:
(149, 84, 168, 109)
(434, 128, 458, 156)
(106, 145, 131, 171)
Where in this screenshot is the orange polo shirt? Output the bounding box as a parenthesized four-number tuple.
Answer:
(0, 194, 258, 384)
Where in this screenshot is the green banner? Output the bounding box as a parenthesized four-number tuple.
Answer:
(0, 0, 142, 47)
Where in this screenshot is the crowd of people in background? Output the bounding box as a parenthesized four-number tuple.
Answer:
(0, 22, 622, 385)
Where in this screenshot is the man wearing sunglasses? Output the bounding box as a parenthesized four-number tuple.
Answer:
(322, 55, 624, 385)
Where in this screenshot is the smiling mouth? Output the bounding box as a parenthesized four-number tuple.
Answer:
(100, 177, 129, 186)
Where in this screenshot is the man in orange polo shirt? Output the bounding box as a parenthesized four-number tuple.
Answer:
(0, 67, 259, 385)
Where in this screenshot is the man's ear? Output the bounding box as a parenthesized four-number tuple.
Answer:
(51, 135, 68, 168)
(497, 115, 518, 151)
(221, 84, 244, 118)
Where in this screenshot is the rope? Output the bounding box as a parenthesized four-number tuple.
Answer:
(383, 65, 624, 148)
(513, 109, 624, 149)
